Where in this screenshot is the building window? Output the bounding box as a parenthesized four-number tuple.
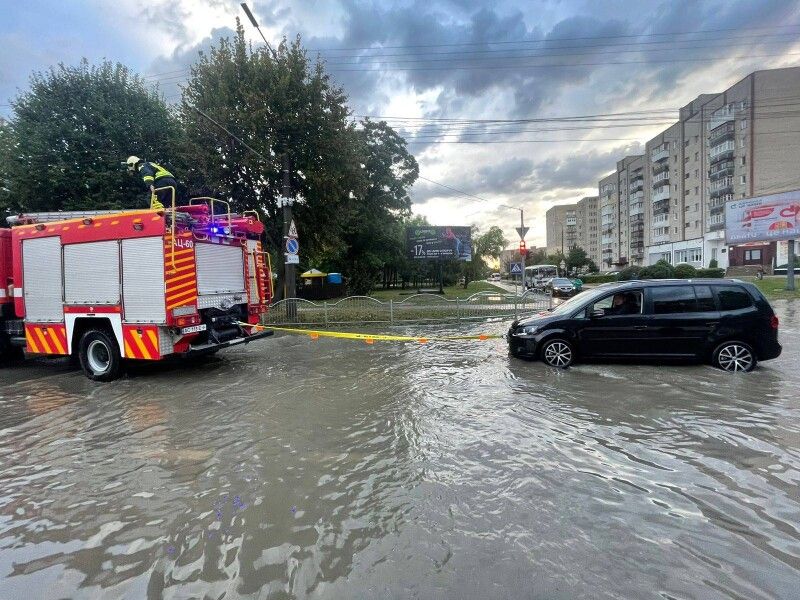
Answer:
(740, 175, 746, 184)
(694, 135, 699, 143)
(695, 169, 699, 177)
(739, 137, 746, 148)
(695, 203, 699, 211)
(674, 227, 678, 233)
(695, 186, 699, 195)
(741, 156, 746, 166)
(674, 184, 678, 191)
(740, 119, 747, 129)
(685, 222, 691, 228)
(694, 151, 699, 161)
(695, 220, 700, 228)
(745, 249, 762, 261)
(684, 139, 690, 147)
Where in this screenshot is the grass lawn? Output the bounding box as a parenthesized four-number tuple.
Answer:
(370, 280, 506, 301)
(740, 276, 799, 301)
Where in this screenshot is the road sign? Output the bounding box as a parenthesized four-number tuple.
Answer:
(285, 237, 299, 255)
(288, 219, 298, 238)
(510, 262, 523, 275)
(285, 254, 299, 264)
(515, 226, 529, 240)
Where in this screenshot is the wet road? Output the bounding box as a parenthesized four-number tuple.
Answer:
(1, 302, 799, 599)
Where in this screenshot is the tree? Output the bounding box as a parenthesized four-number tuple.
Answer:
(179, 24, 367, 296)
(0, 120, 13, 216)
(337, 120, 418, 294)
(463, 226, 507, 288)
(5, 60, 180, 213)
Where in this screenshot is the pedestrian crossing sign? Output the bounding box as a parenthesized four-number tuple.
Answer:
(510, 262, 523, 275)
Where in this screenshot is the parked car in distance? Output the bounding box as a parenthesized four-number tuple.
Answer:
(508, 279, 781, 372)
(546, 277, 578, 298)
(490, 272, 501, 281)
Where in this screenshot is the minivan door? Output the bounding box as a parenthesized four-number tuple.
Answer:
(644, 285, 720, 357)
(574, 289, 648, 357)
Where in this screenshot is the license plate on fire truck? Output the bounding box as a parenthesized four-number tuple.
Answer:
(180, 324, 207, 335)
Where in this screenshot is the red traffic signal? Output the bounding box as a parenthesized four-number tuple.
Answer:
(519, 240, 527, 257)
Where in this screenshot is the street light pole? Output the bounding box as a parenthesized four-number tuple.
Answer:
(281, 155, 296, 306)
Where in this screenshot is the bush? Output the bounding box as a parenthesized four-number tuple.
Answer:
(696, 267, 725, 278)
(708, 258, 718, 269)
(673, 263, 698, 279)
(639, 259, 675, 279)
(617, 266, 643, 281)
(581, 274, 618, 284)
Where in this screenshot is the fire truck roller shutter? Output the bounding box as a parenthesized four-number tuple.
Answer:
(246, 239, 260, 304)
(64, 241, 120, 305)
(122, 237, 167, 323)
(22, 237, 63, 322)
(195, 242, 246, 310)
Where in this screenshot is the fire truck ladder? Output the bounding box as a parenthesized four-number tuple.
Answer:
(6, 210, 146, 226)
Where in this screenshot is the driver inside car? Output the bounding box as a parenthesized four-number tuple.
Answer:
(605, 293, 640, 315)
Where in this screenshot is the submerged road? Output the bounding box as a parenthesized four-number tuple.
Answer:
(1, 301, 799, 599)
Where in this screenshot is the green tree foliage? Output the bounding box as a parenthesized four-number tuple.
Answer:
(617, 266, 643, 280)
(4, 60, 180, 212)
(565, 246, 597, 274)
(0, 120, 13, 215)
(178, 24, 417, 295)
(463, 225, 507, 287)
(639, 259, 675, 279)
(673, 263, 698, 279)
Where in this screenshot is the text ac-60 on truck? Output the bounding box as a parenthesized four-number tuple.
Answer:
(0, 201, 273, 380)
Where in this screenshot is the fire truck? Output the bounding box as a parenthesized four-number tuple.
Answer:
(0, 197, 273, 380)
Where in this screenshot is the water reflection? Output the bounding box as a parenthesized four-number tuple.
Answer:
(0, 304, 798, 598)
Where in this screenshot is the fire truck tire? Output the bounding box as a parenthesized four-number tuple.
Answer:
(1, 335, 24, 365)
(78, 329, 122, 381)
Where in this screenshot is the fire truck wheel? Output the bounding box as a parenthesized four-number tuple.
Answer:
(79, 330, 122, 381)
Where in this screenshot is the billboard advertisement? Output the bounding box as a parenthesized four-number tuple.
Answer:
(407, 226, 472, 261)
(726, 190, 800, 244)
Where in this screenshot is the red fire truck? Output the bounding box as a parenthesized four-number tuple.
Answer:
(0, 199, 273, 380)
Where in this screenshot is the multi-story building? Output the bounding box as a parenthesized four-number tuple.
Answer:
(545, 204, 578, 255)
(642, 67, 800, 269)
(598, 174, 617, 268)
(577, 196, 600, 267)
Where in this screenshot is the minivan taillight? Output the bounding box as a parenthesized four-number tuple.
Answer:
(770, 315, 779, 330)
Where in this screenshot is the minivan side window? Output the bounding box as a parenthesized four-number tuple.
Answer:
(716, 285, 753, 311)
(650, 286, 698, 314)
(694, 285, 716, 311)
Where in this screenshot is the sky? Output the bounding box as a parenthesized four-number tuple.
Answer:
(2, 0, 800, 248)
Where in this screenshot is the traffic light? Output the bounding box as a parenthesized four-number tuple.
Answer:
(519, 239, 527, 257)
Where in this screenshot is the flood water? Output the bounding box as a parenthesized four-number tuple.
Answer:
(1, 301, 799, 599)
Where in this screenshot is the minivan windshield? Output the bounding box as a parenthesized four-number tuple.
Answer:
(546, 287, 611, 315)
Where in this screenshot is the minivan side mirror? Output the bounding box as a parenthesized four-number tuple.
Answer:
(590, 308, 605, 319)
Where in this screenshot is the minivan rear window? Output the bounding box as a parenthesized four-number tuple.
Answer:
(716, 285, 753, 311)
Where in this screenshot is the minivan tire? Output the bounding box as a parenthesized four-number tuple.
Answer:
(712, 341, 757, 373)
(78, 329, 122, 381)
(540, 338, 574, 368)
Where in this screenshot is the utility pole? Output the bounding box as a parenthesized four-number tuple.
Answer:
(281, 154, 297, 312)
(788, 239, 796, 292)
(515, 208, 528, 291)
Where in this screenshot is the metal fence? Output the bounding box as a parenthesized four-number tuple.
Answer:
(264, 290, 552, 326)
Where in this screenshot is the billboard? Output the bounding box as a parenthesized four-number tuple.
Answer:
(407, 226, 472, 261)
(726, 190, 800, 244)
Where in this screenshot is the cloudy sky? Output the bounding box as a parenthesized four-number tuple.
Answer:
(2, 0, 800, 247)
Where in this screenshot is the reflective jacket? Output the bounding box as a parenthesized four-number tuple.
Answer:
(137, 161, 174, 187)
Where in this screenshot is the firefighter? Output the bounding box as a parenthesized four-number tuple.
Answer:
(125, 156, 178, 210)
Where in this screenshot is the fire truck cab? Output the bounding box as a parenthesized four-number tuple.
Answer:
(0, 200, 273, 380)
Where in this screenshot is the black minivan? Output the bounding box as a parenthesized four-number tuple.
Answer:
(508, 279, 781, 372)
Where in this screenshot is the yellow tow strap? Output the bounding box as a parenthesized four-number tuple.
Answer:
(242, 322, 501, 343)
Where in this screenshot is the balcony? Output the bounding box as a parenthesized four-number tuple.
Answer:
(652, 185, 670, 202)
(652, 170, 670, 186)
(628, 178, 644, 192)
(709, 221, 725, 232)
(602, 246, 613, 254)
(709, 160, 735, 180)
(651, 146, 670, 162)
(710, 140, 735, 164)
(602, 227, 614, 236)
(709, 121, 735, 145)
(631, 230, 645, 241)
(710, 177, 733, 197)
(652, 199, 670, 215)
(651, 233, 671, 244)
(708, 107, 735, 130)
(629, 203, 644, 216)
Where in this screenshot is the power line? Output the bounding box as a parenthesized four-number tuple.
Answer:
(307, 23, 800, 52)
(416, 175, 520, 211)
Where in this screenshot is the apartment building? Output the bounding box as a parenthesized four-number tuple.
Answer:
(577, 196, 600, 267)
(545, 204, 578, 255)
(642, 67, 800, 269)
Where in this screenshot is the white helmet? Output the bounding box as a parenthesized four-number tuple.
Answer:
(125, 155, 142, 171)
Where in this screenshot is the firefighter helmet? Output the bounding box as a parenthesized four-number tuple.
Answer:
(125, 156, 142, 171)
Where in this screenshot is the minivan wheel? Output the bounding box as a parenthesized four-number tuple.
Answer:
(541, 339, 574, 368)
(713, 342, 756, 373)
(79, 329, 122, 381)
